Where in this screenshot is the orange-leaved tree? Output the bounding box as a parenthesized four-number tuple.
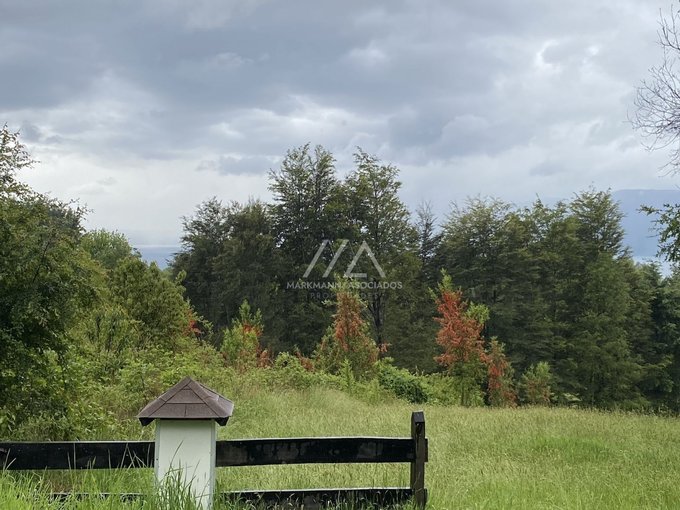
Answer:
(485, 338, 516, 407)
(433, 271, 489, 406)
(314, 279, 380, 379)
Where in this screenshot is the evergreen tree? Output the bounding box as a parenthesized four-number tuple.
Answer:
(268, 144, 343, 353)
(414, 201, 442, 287)
(344, 149, 417, 345)
(172, 198, 231, 331)
(214, 200, 284, 352)
(627, 263, 673, 409)
(0, 127, 98, 422)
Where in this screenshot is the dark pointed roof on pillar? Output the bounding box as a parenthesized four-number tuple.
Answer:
(137, 377, 234, 426)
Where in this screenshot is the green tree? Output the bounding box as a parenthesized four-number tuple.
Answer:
(570, 189, 627, 258)
(269, 144, 342, 266)
(437, 191, 648, 407)
(627, 263, 673, 408)
(110, 257, 193, 350)
(81, 229, 137, 271)
(382, 202, 441, 372)
(561, 254, 641, 406)
(0, 124, 33, 194)
(520, 362, 553, 405)
(414, 201, 442, 287)
(439, 198, 553, 373)
(660, 269, 680, 410)
(554, 192, 642, 407)
(268, 144, 344, 353)
(214, 200, 284, 351)
(172, 198, 231, 331)
(344, 150, 417, 345)
(0, 126, 98, 423)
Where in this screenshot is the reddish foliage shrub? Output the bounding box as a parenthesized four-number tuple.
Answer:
(314, 280, 379, 379)
(486, 339, 517, 407)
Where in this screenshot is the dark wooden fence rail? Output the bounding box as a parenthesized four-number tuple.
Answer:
(0, 411, 428, 508)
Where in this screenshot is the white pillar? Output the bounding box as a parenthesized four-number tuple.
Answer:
(155, 420, 217, 510)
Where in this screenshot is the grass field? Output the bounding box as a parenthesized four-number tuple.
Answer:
(3, 386, 680, 509)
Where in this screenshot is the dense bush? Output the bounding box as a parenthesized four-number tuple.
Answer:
(520, 362, 553, 405)
(377, 360, 430, 403)
(486, 339, 517, 407)
(222, 300, 269, 369)
(269, 353, 336, 390)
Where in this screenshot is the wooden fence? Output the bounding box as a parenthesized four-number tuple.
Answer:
(0, 411, 428, 508)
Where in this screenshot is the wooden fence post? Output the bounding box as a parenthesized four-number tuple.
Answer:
(410, 410, 427, 508)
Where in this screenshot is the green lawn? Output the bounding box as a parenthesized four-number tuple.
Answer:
(4, 387, 680, 509)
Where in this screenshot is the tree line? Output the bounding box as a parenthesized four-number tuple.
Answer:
(3, 125, 680, 426)
(173, 143, 680, 411)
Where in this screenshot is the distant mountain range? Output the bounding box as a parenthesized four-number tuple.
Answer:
(134, 189, 680, 271)
(135, 245, 180, 270)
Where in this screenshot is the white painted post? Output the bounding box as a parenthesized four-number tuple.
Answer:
(155, 420, 217, 510)
(137, 377, 234, 510)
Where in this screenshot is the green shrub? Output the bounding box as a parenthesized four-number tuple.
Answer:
(376, 360, 430, 404)
(270, 353, 335, 390)
(416, 373, 457, 405)
(520, 361, 553, 405)
(222, 300, 267, 369)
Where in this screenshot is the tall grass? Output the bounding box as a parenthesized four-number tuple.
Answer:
(4, 386, 680, 508)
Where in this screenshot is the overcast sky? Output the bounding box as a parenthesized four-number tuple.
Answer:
(1, 0, 679, 248)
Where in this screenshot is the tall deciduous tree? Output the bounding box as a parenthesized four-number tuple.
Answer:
(81, 229, 137, 272)
(633, 9, 680, 171)
(554, 191, 642, 407)
(269, 144, 343, 353)
(172, 198, 231, 331)
(438, 191, 649, 407)
(0, 127, 98, 422)
(415, 201, 442, 287)
(269, 144, 342, 267)
(439, 198, 552, 373)
(626, 263, 673, 408)
(344, 149, 417, 345)
(214, 200, 284, 350)
(633, 9, 680, 263)
(110, 257, 194, 350)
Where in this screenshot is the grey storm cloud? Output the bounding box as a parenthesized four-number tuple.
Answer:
(0, 1, 652, 152)
(196, 154, 279, 176)
(0, 0, 676, 245)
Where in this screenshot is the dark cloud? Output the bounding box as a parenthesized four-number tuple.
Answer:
(0, 0, 674, 245)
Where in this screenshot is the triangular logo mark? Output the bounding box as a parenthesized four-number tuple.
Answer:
(344, 241, 386, 279)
